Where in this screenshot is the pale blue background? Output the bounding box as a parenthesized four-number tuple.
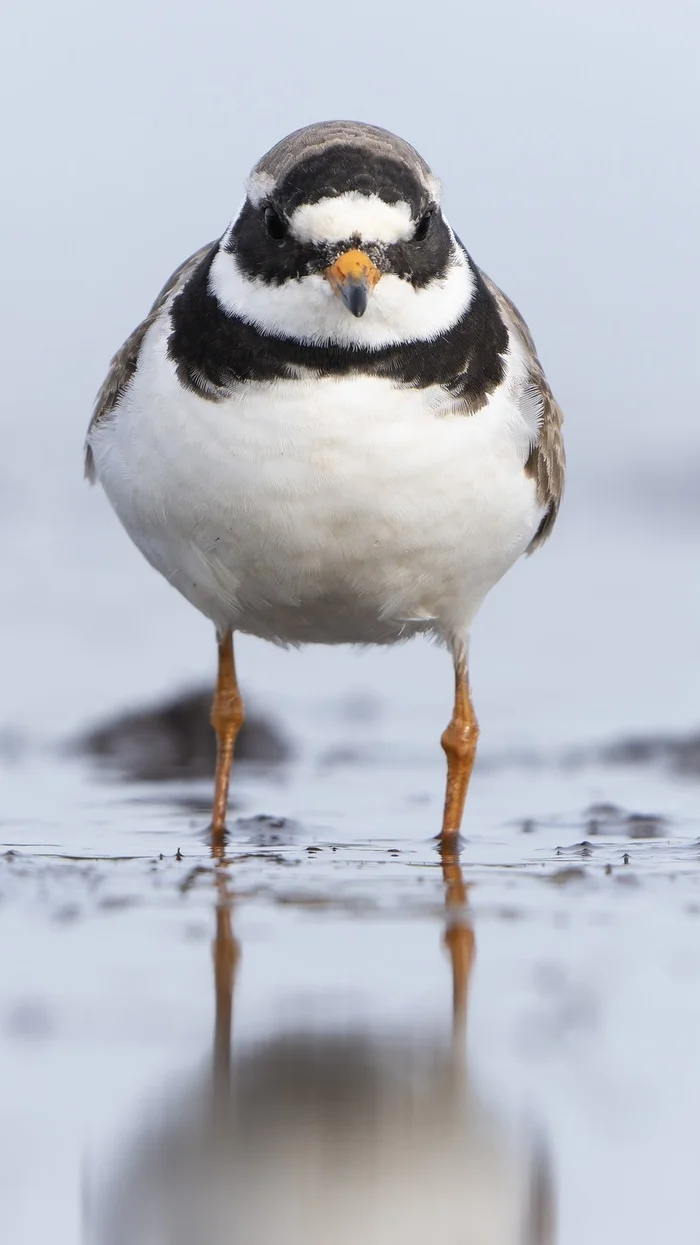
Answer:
(2, 0, 699, 748)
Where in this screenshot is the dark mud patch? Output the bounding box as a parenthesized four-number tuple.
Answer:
(233, 814, 304, 847)
(75, 686, 291, 782)
(516, 805, 669, 843)
(555, 840, 597, 858)
(597, 730, 700, 778)
(584, 803, 668, 838)
(484, 728, 700, 783)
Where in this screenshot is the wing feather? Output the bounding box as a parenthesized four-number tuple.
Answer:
(480, 273, 565, 552)
(84, 241, 217, 480)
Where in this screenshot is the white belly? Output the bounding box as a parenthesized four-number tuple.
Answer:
(89, 319, 543, 645)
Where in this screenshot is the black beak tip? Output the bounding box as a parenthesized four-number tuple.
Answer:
(343, 283, 369, 318)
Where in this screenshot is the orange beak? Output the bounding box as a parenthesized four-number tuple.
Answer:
(324, 249, 382, 318)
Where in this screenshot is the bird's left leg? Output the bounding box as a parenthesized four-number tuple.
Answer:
(210, 629, 245, 847)
(440, 644, 479, 844)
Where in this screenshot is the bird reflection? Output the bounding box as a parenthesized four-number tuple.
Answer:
(88, 849, 554, 1244)
(211, 866, 238, 1100)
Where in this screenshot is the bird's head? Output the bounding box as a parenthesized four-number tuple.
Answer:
(209, 121, 475, 349)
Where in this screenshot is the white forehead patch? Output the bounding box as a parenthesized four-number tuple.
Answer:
(290, 193, 416, 245)
(246, 170, 276, 207)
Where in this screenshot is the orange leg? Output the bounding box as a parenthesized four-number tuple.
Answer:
(440, 842, 475, 1043)
(210, 630, 245, 848)
(440, 652, 479, 844)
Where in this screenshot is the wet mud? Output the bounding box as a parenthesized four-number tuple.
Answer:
(76, 686, 291, 781)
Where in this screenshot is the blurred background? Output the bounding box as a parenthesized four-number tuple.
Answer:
(1, 0, 698, 747)
(1, 2, 700, 1243)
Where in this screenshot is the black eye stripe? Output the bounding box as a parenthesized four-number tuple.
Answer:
(228, 201, 452, 290)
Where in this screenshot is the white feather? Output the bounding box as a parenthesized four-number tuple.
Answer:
(245, 170, 276, 206)
(290, 193, 416, 245)
(209, 244, 476, 349)
(88, 303, 543, 646)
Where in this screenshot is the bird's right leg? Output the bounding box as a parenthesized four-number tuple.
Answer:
(439, 644, 480, 845)
(210, 630, 245, 849)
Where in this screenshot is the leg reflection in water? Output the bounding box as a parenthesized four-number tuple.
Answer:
(88, 852, 554, 1245)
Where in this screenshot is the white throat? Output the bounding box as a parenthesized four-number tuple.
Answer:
(209, 232, 475, 350)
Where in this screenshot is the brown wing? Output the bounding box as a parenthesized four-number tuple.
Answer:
(84, 241, 217, 480)
(480, 273, 565, 552)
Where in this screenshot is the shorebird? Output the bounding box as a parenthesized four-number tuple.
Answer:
(85, 120, 564, 845)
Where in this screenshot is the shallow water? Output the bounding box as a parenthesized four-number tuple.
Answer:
(3, 714, 700, 1243)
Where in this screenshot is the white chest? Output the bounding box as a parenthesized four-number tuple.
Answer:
(90, 320, 543, 643)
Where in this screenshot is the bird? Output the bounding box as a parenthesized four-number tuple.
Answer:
(85, 120, 564, 848)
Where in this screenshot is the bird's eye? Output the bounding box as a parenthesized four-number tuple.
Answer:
(413, 209, 434, 242)
(264, 206, 287, 241)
